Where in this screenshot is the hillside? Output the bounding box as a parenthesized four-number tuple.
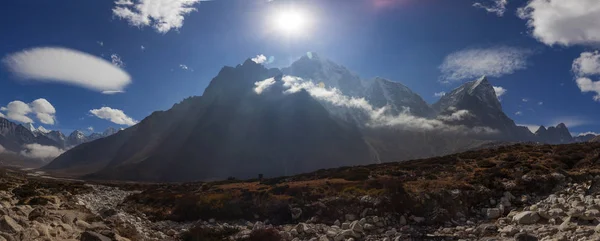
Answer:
(4, 142, 600, 240)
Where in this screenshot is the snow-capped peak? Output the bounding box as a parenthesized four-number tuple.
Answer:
(22, 122, 36, 133)
(37, 126, 50, 134)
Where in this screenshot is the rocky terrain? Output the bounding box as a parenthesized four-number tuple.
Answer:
(3, 142, 600, 240)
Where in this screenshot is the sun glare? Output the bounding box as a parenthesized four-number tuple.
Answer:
(274, 9, 308, 35)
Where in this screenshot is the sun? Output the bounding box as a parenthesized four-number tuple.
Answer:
(273, 9, 309, 35)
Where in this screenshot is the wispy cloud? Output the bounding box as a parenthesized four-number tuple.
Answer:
(538, 101, 543, 105)
(97, 41, 104, 47)
(251, 54, 267, 64)
(256, 75, 497, 135)
(518, 0, 600, 46)
(0, 99, 57, 125)
(2, 47, 131, 94)
(179, 64, 189, 70)
(439, 46, 530, 82)
(576, 131, 599, 137)
(549, 116, 589, 128)
(434, 91, 446, 97)
(111, 54, 124, 67)
(140, 45, 145, 51)
(112, 0, 204, 33)
(522, 98, 528, 102)
(473, 0, 508, 17)
(493, 86, 506, 98)
(89, 107, 138, 126)
(87, 126, 94, 132)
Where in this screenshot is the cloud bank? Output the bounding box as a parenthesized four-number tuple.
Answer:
(2, 47, 131, 94)
(113, 0, 203, 33)
(473, 0, 508, 16)
(89, 107, 138, 126)
(439, 47, 530, 81)
(255, 75, 496, 135)
(572, 51, 600, 101)
(20, 143, 64, 162)
(518, 0, 600, 46)
(0, 99, 57, 125)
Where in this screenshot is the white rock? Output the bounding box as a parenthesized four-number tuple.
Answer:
(512, 211, 540, 224)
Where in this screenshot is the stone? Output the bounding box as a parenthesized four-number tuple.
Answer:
(319, 235, 330, 241)
(499, 225, 518, 236)
(485, 208, 501, 219)
(399, 216, 406, 225)
(345, 214, 357, 222)
(341, 222, 350, 229)
(514, 232, 538, 241)
(28, 207, 47, 221)
(334, 220, 340, 227)
(512, 211, 540, 224)
(0, 216, 22, 233)
(582, 209, 600, 220)
(411, 216, 425, 223)
(559, 216, 576, 231)
(80, 231, 111, 241)
(75, 220, 91, 230)
(291, 208, 302, 220)
(364, 223, 374, 230)
(349, 221, 363, 233)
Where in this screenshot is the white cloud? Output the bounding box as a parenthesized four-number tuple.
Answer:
(111, 54, 124, 67)
(141, 45, 145, 51)
(251, 54, 267, 64)
(0, 112, 4, 118)
(573, 51, 600, 77)
(87, 126, 94, 132)
(20, 143, 64, 161)
(573, 51, 600, 101)
(522, 98, 528, 102)
(2, 47, 131, 94)
(493, 86, 507, 98)
(517, 0, 600, 46)
(434, 91, 446, 97)
(254, 77, 277, 94)
(2, 101, 33, 124)
(0, 99, 57, 125)
(515, 111, 523, 116)
(30, 99, 56, 125)
(112, 0, 203, 33)
(439, 47, 530, 81)
(179, 64, 189, 70)
(473, 0, 508, 16)
(538, 101, 543, 105)
(97, 41, 104, 47)
(89, 107, 138, 126)
(518, 124, 540, 133)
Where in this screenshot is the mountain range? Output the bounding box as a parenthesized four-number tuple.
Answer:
(0, 120, 120, 153)
(35, 53, 597, 181)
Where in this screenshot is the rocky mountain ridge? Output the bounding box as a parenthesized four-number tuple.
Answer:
(42, 54, 595, 182)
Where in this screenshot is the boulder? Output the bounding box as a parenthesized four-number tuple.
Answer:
(349, 221, 363, 233)
(514, 232, 538, 241)
(0, 216, 23, 233)
(28, 207, 48, 221)
(512, 211, 540, 224)
(80, 231, 112, 241)
(485, 208, 501, 219)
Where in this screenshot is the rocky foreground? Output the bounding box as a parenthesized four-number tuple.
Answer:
(3, 143, 600, 240)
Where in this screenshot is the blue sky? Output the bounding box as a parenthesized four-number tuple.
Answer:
(1, 0, 600, 135)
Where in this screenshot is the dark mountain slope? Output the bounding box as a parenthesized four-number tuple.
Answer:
(45, 60, 373, 182)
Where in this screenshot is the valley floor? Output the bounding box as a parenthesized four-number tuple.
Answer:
(2, 142, 600, 240)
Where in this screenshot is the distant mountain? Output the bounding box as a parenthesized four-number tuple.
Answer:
(0, 118, 60, 152)
(433, 76, 533, 141)
(575, 133, 597, 143)
(534, 124, 574, 144)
